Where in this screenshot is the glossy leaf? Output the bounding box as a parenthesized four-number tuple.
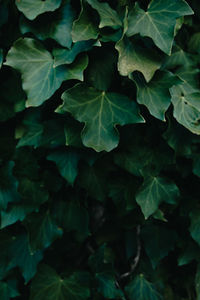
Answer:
(127, 0, 193, 54)
(57, 84, 144, 151)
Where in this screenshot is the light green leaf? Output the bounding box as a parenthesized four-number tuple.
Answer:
(5, 38, 67, 107)
(132, 71, 181, 120)
(174, 66, 200, 95)
(20, 0, 75, 48)
(30, 264, 90, 300)
(57, 84, 144, 152)
(47, 149, 81, 185)
(136, 176, 179, 219)
(125, 274, 162, 300)
(5, 38, 88, 107)
(171, 86, 200, 135)
(7, 234, 43, 283)
(96, 272, 123, 299)
(53, 40, 100, 67)
(189, 210, 200, 246)
(141, 225, 177, 268)
(127, 0, 193, 54)
(72, 0, 99, 42)
(116, 36, 161, 82)
(163, 47, 195, 69)
(86, 0, 122, 29)
(0, 281, 19, 300)
(15, 0, 62, 20)
(24, 211, 63, 252)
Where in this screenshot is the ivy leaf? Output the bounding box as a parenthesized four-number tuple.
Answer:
(20, 0, 75, 48)
(30, 264, 90, 300)
(57, 84, 144, 152)
(116, 36, 161, 82)
(132, 71, 181, 120)
(86, 0, 122, 29)
(47, 149, 81, 185)
(72, 0, 99, 42)
(8, 234, 43, 283)
(171, 86, 200, 135)
(24, 211, 63, 252)
(0, 162, 20, 210)
(141, 225, 177, 268)
(189, 210, 200, 246)
(127, 0, 193, 54)
(136, 176, 179, 219)
(15, 0, 62, 20)
(95, 272, 124, 299)
(5, 38, 67, 107)
(53, 40, 100, 67)
(0, 281, 19, 300)
(5, 38, 88, 107)
(125, 274, 162, 300)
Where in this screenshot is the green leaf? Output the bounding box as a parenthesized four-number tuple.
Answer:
(57, 84, 144, 152)
(15, 0, 62, 20)
(141, 225, 177, 268)
(136, 176, 179, 219)
(24, 211, 63, 252)
(0, 162, 20, 210)
(189, 33, 200, 54)
(127, 0, 193, 54)
(47, 149, 81, 185)
(0, 281, 19, 300)
(86, 0, 122, 29)
(72, 0, 99, 42)
(132, 71, 181, 120)
(95, 272, 123, 299)
(30, 264, 90, 300)
(125, 274, 162, 300)
(53, 40, 100, 67)
(20, 0, 75, 48)
(189, 210, 200, 246)
(5, 38, 67, 107)
(5, 38, 88, 107)
(7, 234, 43, 283)
(116, 37, 161, 82)
(171, 87, 200, 135)
(55, 200, 89, 241)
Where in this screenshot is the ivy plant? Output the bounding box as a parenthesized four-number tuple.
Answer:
(0, 0, 200, 299)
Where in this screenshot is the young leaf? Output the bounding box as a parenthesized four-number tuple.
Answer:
(136, 176, 179, 219)
(30, 264, 90, 300)
(125, 274, 162, 300)
(57, 84, 144, 152)
(15, 0, 62, 20)
(127, 0, 193, 54)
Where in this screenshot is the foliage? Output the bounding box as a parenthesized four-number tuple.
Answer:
(0, 0, 200, 299)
